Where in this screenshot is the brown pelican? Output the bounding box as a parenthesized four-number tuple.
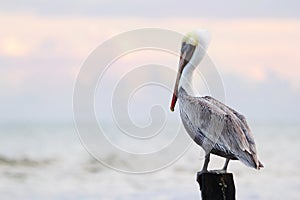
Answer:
(170, 30, 263, 172)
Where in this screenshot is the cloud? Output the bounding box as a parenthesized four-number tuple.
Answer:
(207, 19, 300, 88)
(0, 13, 299, 122)
(2, 14, 299, 86)
(0, 36, 29, 57)
(222, 70, 300, 123)
(0, 0, 300, 18)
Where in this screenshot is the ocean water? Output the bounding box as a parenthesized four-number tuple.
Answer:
(0, 123, 299, 200)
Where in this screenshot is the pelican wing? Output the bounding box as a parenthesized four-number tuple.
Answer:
(203, 96, 263, 168)
(179, 90, 261, 168)
(203, 96, 257, 153)
(180, 92, 227, 149)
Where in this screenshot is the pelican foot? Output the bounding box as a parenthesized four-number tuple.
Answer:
(197, 169, 208, 176)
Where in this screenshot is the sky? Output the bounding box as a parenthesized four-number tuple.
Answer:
(1, 0, 300, 124)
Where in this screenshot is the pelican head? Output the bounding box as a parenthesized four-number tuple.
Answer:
(170, 30, 211, 111)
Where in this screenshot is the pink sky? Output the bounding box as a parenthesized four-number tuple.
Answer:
(1, 13, 300, 122)
(1, 14, 300, 87)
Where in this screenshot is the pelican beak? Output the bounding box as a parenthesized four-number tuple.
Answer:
(170, 42, 196, 111)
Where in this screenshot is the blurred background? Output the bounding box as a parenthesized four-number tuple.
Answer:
(0, 0, 300, 199)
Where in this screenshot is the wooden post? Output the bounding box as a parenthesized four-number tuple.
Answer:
(196, 171, 236, 200)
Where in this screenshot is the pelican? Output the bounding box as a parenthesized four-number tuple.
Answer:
(170, 30, 263, 172)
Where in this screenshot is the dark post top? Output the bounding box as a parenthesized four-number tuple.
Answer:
(196, 172, 236, 200)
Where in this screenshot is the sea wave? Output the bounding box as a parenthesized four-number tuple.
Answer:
(0, 155, 53, 167)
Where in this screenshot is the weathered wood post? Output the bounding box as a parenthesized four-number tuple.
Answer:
(196, 172, 236, 200)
